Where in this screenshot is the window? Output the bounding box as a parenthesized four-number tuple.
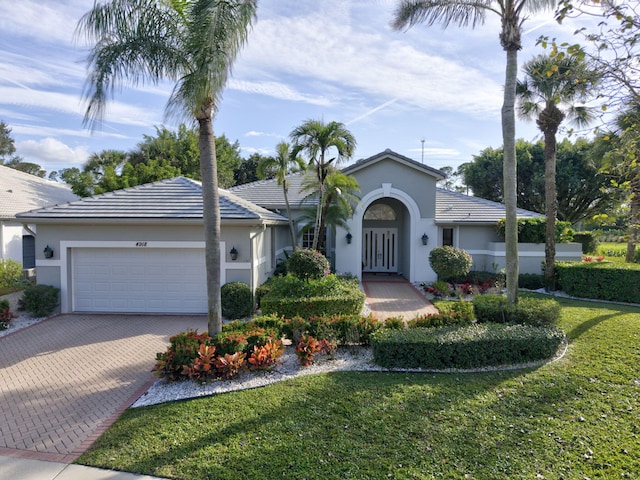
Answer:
(301, 229, 314, 249)
(442, 228, 454, 247)
(364, 203, 396, 221)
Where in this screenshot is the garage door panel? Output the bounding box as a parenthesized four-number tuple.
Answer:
(72, 248, 207, 313)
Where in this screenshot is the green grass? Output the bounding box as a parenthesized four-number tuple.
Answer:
(597, 242, 629, 263)
(77, 295, 640, 479)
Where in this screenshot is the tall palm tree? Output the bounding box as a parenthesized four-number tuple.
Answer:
(290, 119, 356, 251)
(299, 169, 361, 253)
(77, 0, 257, 335)
(517, 54, 598, 289)
(392, 0, 556, 304)
(257, 141, 306, 250)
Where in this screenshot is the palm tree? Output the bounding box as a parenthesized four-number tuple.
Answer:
(392, 0, 556, 304)
(299, 169, 361, 253)
(517, 54, 599, 289)
(77, 0, 257, 335)
(257, 141, 306, 250)
(290, 119, 356, 251)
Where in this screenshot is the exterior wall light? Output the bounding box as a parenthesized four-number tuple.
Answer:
(230, 246, 238, 261)
(43, 245, 54, 258)
(346, 232, 352, 244)
(421, 233, 429, 246)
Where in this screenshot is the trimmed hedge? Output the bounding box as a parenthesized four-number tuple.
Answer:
(573, 231, 599, 254)
(221, 282, 253, 320)
(261, 293, 365, 319)
(19, 284, 59, 317)
(519, 273, 545, 290)
(556, 261, 640, 303)
(497, 217, 574, 243)
(371, 324, 565, 370)
(472, 294, 561, 326)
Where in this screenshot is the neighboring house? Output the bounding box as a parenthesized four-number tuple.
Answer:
(16, 177, 287, 314)
(16, 149, 580, 314)
(0, 165, 78, 270)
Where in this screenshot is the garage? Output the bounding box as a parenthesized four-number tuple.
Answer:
(72, 247, 207, 313)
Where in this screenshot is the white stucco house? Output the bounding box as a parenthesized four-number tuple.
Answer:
(1, 165, 78, 270)
(16, 149, 581, 314)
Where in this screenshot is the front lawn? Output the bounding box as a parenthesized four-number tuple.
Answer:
(76, 295, 640, 479)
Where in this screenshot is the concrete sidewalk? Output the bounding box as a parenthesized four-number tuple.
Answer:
(0, 455, 169, 479)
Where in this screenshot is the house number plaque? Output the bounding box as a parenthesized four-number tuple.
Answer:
(135, 241, 148, 247)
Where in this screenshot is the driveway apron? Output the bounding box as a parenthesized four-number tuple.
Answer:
(0, 314, 207, 463)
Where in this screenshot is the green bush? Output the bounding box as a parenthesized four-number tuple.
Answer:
(0, 299, 9, 311)
(573, 231, 599, 254)
(259, 274, 364, 319)
(19, 284, 59, 317)
(472, 294, 561, 326)
(383, 317, 405, 329)
(0, 259, 23, 289)
(280, 314, 381, 345)
(221, 282, 253, 320)
(556, 261, 640, 303)
(434, 300, 476, 319)
(287, 249, 330, 281)
(429, 246, 473, 281)
(371, 324, 565, 370)
(519, 273, 545, 290)
(497, 218, 574, 243)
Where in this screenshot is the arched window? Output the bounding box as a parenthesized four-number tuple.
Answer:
(364, 203, 396, 221)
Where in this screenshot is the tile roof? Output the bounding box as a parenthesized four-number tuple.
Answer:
(16, 177, 288, 223)
(435, 188, 543, 223)
(228, 172, 316, 210)
(0, 165, 79, 220)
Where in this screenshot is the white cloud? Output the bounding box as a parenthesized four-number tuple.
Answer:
(229, 79, 332, 106)
(17, 137, 90, 168)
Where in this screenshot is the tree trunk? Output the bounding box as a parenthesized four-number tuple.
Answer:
(502, 47, 519, 304)
(283, 182, 297, 250)
(543, 128, 558, 290)
(198, 115, 222, 335)
(626, 167, 640, 262)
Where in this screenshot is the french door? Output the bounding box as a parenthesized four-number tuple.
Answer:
(362, 228, 398, 273)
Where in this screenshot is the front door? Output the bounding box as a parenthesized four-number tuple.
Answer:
(362, 228, 398, 273)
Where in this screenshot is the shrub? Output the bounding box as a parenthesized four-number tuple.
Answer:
(295, 335, 336, 366)
(429, 246, 472, 281)
(260, 274, 364, 319)
(371, 324, 565, 370)
(519, 273, 545, 290)
(384, 316, 405, 329)
(434, 300, 476, 319)
(154, 330, 212, 381)
(573, 231, 599, 254)
(408, 311, 473, 329)
(1, 306, 17, 330)
(19, 284, 59, 317)
(497, 218, 574, 243)
(0, 259, 23, 289)
(212, 331, 249, 356)
(556, 261, 640, 303)
(247, 340, 284, 371)
(221, 282, 253, 320)
(287, 249, 330, 281)
(472, 294, 561, 326)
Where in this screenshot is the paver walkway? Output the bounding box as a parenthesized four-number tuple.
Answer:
(362, 274, 438, 321)
(0, 314, 207, 463)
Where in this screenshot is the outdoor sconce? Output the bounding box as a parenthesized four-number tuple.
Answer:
(43, 245, 54, 258)
(230, 246, 238, 261)
(421, 233, 429, 246)
(346, 232, 352, 244)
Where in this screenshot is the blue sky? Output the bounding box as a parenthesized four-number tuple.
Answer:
(0, 0, 593, 175)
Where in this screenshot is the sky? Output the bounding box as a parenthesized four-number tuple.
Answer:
(0, 0, 597, 176)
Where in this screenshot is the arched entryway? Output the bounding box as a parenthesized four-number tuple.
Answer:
(362, 198, 410, 275)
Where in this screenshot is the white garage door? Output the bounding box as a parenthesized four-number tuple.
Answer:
(72, 248, 207, 313)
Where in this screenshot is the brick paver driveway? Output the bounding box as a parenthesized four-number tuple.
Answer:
(0, 314, 207, 463)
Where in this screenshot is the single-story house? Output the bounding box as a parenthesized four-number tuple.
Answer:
(1, 165, 78, 271)
(16, 149, 581, 314)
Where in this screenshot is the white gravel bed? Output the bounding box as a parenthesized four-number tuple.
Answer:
(132, 346, 381, 408)
(0, 313, 46, 337)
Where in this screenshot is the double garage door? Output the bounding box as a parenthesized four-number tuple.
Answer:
(72, 248, 208, 313)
